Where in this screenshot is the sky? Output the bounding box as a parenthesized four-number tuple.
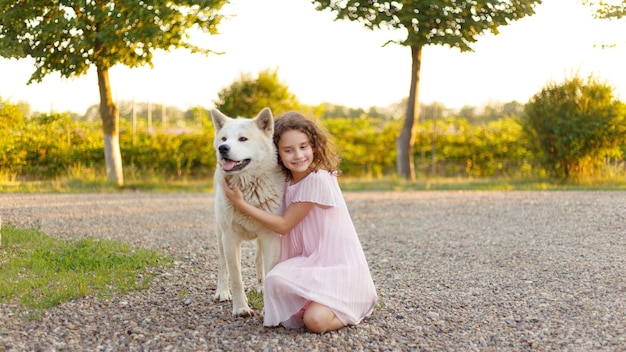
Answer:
(1, 0, 625, 114)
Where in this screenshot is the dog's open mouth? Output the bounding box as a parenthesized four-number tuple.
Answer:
(220, 158, 251, 172)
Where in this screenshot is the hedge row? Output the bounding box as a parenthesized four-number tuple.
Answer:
(1, 113, 537, 180)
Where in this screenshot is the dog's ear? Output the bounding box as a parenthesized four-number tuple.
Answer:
(211, 109, 230, 131)
(254, 108, 274, 137)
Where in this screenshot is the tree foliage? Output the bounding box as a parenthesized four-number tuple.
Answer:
(314, 0, 539, 49)
(214, 68, 300, 118)
(583, 0, 626, 20)
(522, 75, 626, 179)
(0, 0, 225, 82)
(312, 0, 542, 180)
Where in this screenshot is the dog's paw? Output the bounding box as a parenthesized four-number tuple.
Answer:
(214, 290, 232, 302)
(232, 306, 254, 317)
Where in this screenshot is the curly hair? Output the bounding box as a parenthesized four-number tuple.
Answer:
(273, 111, 341, 179)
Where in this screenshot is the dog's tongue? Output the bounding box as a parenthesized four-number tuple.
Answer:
(222, 160, 237, 171)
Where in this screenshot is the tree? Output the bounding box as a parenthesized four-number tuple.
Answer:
(214, 68, 300, 118)
(522, 74, 626, 179)
(312, 0, 541, 180)
(0, 0, 226, 185)
(502, 100, 524, 118)
(184, 106, 210, 126)
(315, 103, 367, 119)
(458, 105, 478, 123)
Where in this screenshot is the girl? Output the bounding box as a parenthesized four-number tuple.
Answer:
(222, 111, 378, 334)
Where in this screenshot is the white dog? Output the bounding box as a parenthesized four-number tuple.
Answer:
(211, 108, 284, 316)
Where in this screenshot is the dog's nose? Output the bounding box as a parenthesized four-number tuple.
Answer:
(219, 144, 230, 155)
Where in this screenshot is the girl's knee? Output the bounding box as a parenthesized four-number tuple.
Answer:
(303, 302, 344, 334)
(303, 311, 326, 333)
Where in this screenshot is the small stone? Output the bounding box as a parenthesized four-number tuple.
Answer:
(427, 312, 439, 319)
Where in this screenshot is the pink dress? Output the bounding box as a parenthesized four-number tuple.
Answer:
(263, 170, 378, 328)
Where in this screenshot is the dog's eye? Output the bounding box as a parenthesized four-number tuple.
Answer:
(221, 136, 227, 141)
(239, 137, 248, 142)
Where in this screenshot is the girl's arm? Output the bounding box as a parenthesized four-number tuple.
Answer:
(222, 179, 314, 235)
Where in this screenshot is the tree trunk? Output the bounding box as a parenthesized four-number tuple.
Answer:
(97, 66, 124, 186)
(396, 44, 422, 181)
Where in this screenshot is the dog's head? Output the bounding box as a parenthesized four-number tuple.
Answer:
(211, 108, 275, 175)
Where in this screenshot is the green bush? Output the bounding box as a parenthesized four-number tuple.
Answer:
(122, 128, 215, 178)
(323, 117, 398, 177)
(412, 116, 534, 178)
(523, 75, 626, 179)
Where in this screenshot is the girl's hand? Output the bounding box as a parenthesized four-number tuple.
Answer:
(222, 178, 245, 206)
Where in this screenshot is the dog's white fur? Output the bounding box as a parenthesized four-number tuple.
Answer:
(211, 108, 284, 316)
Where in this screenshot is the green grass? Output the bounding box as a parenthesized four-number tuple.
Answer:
(0, 222, 170, 319)
(0, 177, 212, 193)
(1, 163, 626, 193)
(247, 288, 265, 311)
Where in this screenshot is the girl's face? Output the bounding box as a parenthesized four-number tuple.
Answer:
(277, 129, 314, 184)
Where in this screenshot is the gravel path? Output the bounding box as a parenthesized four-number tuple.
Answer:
(0, 191, 625, 351)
